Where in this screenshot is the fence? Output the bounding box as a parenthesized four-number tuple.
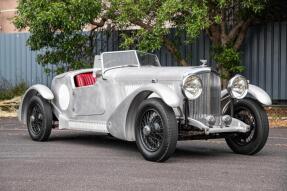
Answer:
(243, 22, 287, 101)
(0, 33, 53, 87)
(0, 22, 286, 101)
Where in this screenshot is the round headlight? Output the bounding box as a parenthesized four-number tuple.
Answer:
(182, 75, 203, 100)
(227, 75, 249, 99)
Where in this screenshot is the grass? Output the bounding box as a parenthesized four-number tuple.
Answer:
(0, 83, 27, 117)
(0, 96, 21, 117)
(265, 107, 287, 128)
(0, 82, 27, 101)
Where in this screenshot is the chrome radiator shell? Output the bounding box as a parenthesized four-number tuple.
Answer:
(188, 72, 221, 125)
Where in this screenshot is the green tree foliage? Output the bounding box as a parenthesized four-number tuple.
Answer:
(14, 0, 102, 74)
(206, 0, 267, 81)
(14, 0, 267, 79)
(107, 0, 210, 66)
(107, 0, 267, 73)
(212, 46, 244, 79)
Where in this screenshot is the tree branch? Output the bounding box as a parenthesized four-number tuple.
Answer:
(234, 18, 253, 50)
(220, 10, 228, 46)
(131, 20, 187, 66)
(131, 20, 152, 30)
(91, 17, 107, 28)
(226, 20, 244, 42)
(163, 38, 188, 66)
(208, 24, 221, 45)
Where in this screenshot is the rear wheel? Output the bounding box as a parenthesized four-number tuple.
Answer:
(135, 98, 178, 162)
(26, 95, 52, 141)
(225, 99, 269, 155)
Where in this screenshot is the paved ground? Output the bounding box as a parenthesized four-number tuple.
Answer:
(0, 117, 286, 191)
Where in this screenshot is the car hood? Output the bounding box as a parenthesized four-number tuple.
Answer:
(103, 66, 211, 82)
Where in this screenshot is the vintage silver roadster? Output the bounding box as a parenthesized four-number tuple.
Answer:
(18, 50, 271, 162)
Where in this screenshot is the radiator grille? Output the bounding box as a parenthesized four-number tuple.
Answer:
(188, 72, 221, 125)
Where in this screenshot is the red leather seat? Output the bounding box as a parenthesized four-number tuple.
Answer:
(74, 72, 96, 87)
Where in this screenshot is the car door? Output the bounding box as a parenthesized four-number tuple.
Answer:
(72, 76, 105, 116)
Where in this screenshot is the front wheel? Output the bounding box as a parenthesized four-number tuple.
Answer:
(135, 98, 178, 162)
(225, 99, 269, 155)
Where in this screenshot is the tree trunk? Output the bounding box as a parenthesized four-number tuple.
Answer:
(131, 20, 188, 66)
(233, 19, 253, 50)
(163, 38, 188, 66)
(221, 77, 229, 89)
(216, 63, 228, 88)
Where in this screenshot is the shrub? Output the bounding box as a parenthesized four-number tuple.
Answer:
(0, 82, 28, 101)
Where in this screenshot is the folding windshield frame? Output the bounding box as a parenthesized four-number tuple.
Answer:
(99, 50, 160, 73)
(100, 50, 139, 73)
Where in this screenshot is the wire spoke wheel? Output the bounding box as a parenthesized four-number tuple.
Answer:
(225, 99, 269, 155)
(233, 107, 257, 145)
(139, 109, 164, 152)
(29, 103, 43, 136)
(135, 98, 178, 162)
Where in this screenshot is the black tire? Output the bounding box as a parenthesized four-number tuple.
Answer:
(135, 98, 178, 162)
(225, 98, 269, 155)
(26, 95, 52, 141)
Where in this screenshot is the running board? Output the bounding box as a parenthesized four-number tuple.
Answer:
(59, 115, 108, 133)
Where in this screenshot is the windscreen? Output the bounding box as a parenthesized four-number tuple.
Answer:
(101, 50, 160, 70)
(102, 51, 139, 69)
(136, 51, 160, 66)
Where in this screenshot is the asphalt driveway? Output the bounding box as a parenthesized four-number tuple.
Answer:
(0, 117, 286, 191)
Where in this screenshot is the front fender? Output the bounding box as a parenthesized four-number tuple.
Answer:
(248, 84, 272, 105)
(134, 83, 180, 108)
(18, 84, 54, 123)
(221, 84, 272, 106)
(107, 83, 180, 141)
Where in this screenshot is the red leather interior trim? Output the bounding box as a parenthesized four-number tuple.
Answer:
(74, 72, 96, 87)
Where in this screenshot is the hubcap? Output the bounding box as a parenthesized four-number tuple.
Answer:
(139, 109, 164, 152)
(143, 125, 151, 136)
(30, 115, 35, 122)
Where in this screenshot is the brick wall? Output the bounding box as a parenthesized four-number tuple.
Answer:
(0, 0, 18, 33)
